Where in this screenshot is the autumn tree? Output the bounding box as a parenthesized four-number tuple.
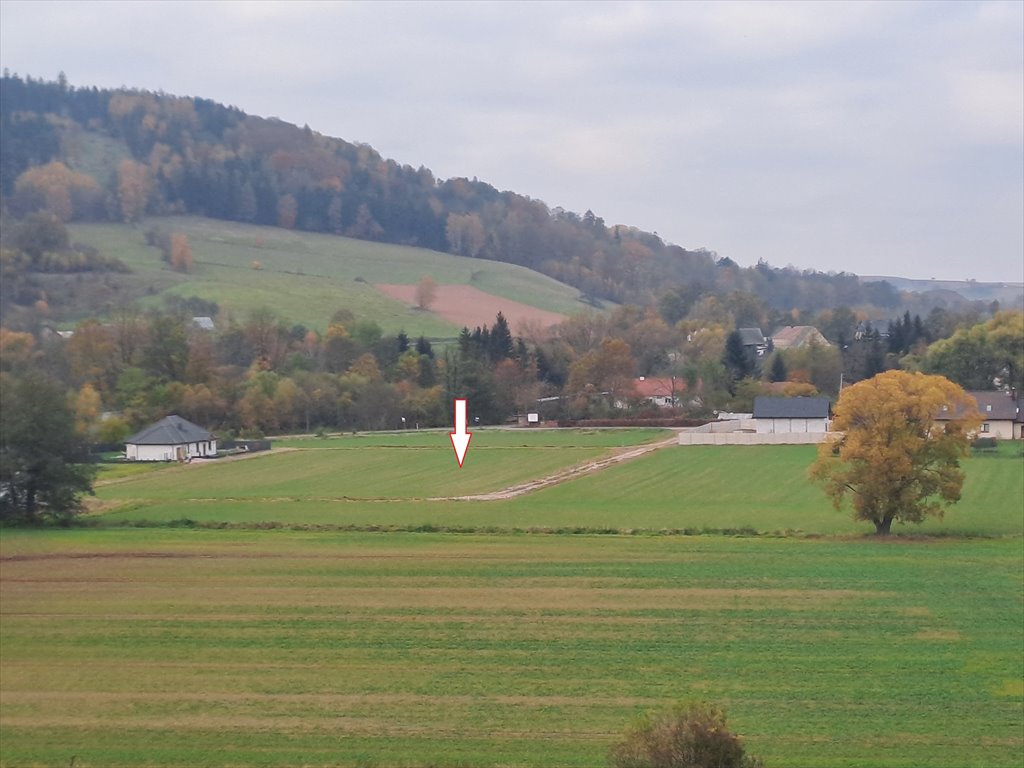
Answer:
(73, 382, 103, 437)
(117, 159, 151, 222)
(415, 275, 438, 310)
(169, 232, 193, 272)
(567, 337, 636, 413)
(0, 328, 36, 371)
(13, 160, 101, 221)
(810, 370, 981, 535)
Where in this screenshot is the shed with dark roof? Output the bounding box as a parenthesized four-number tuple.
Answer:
(125, 415, 217, 461)
(753, 396, 831, 434)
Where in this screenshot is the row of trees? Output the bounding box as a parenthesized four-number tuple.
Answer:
(3, 273, 1018, 441)
(2, 299, 1019, 525)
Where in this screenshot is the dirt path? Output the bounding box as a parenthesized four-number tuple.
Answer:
(439, 433, 680, 501)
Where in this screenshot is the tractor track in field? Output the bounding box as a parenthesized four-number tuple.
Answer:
(436, 432, 680, 501)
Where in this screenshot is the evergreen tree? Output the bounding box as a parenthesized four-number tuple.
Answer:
(0, 371, 96, 524)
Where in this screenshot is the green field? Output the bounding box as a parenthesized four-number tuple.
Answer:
(67, 217, 594, 334)
(3, 434, 1022, 767)
(95, 432, 1024, 538)
(1, 530, 1021, 767)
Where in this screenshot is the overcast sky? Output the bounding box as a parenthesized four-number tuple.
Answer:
(2, 0, 1022, 283)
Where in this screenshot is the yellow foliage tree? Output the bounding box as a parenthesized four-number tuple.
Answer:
(415, 275, 438, 310)
(117, 159, 151, 222)
(73, 383, 102, 437)
(169, 232, 193, 273)
(0, 328, 35, 371)
(810, 370, 981, 535)
(14, 161, 100, 221)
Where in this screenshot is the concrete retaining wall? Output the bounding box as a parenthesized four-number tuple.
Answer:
(678, 431, 840, 445)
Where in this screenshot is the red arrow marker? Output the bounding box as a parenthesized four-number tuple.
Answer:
(449, 398, 472, 468)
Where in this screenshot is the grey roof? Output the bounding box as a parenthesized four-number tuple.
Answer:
(126, 415, 213, 445)
(738, 327, 766, 346)
(753, 396, 831, 419)
(937, 391, 1021, 422)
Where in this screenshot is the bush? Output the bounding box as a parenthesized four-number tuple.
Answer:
(609, 701, 764, 768)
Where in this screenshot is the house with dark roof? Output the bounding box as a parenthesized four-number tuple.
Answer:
(753, 396, 832, 434)
(936, 390, 1022, 440)
(125, 415, 217, 461)
(738, 327, 769, 357)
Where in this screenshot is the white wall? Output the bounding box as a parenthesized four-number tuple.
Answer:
(126, 440, 218, 461)
(755, 417, 829, 434)
(678, 431, 839, 445)
(978, 420, 1016, 440)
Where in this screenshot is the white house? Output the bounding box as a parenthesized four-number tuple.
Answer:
(125, 415, 217, 462)
(937, 390, 1022, 440)
(753, 396, 832, 434)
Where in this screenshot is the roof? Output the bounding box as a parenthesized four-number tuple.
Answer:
(753, 396, 831, 419)
(737, 327, 766, 346)
(633, 377, 685, 399)
(937, 391, 1020, 422)
(192, 316, 215, 331)
(772, 325, 830, 350)
(126, 415, 213, 445)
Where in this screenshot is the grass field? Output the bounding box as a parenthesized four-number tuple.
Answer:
(67, 217, 595, 335)
(1, 529, 1021, 767)
(96, 429, 668, 507)
(94, 431, 1024, 538)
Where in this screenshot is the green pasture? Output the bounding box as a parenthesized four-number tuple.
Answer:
(96, 429, 668, 506)
(68, 217, 594, 334)
(1, 529, 1020, 767)
(95, 433, 1024, 538)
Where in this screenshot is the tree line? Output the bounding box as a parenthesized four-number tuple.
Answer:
(2, 284, 1019, 524)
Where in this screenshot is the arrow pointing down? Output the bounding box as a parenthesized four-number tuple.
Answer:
(449, 398, 472, 468)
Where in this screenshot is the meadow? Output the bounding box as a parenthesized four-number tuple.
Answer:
(2, 432, 1022, 767)
(94, 430, 1024, 538)
(67, 217, 595, 335)
(1, 530, 1020, 767)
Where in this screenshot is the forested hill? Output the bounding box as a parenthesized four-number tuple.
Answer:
(0, 73, 905, 313)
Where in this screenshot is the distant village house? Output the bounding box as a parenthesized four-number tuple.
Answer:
(771, 325, 830, 350)
(937, 390, 1022, 440)
(125, 415, 217, 462)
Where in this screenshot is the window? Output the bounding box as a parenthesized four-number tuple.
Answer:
(981, 423, 990, 433)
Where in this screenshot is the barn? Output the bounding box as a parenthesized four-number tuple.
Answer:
(753, 396, 832, 434)
(125, 415, 217, 462)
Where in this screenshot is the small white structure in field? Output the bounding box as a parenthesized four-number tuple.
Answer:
(125, 415, 217, 462)
(753, 396, 831, 434)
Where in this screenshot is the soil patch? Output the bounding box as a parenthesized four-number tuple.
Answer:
(376, 284, 567, 333)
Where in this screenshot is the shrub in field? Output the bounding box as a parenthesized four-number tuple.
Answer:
(609, 701, 764, 768)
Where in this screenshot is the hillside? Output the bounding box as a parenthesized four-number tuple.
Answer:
(862, 275, 1024, 308)
(62, 216, 595, 336)
(2, 73, 918, 316)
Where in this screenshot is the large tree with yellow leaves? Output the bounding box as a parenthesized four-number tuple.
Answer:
(810, 370, 981, 535)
